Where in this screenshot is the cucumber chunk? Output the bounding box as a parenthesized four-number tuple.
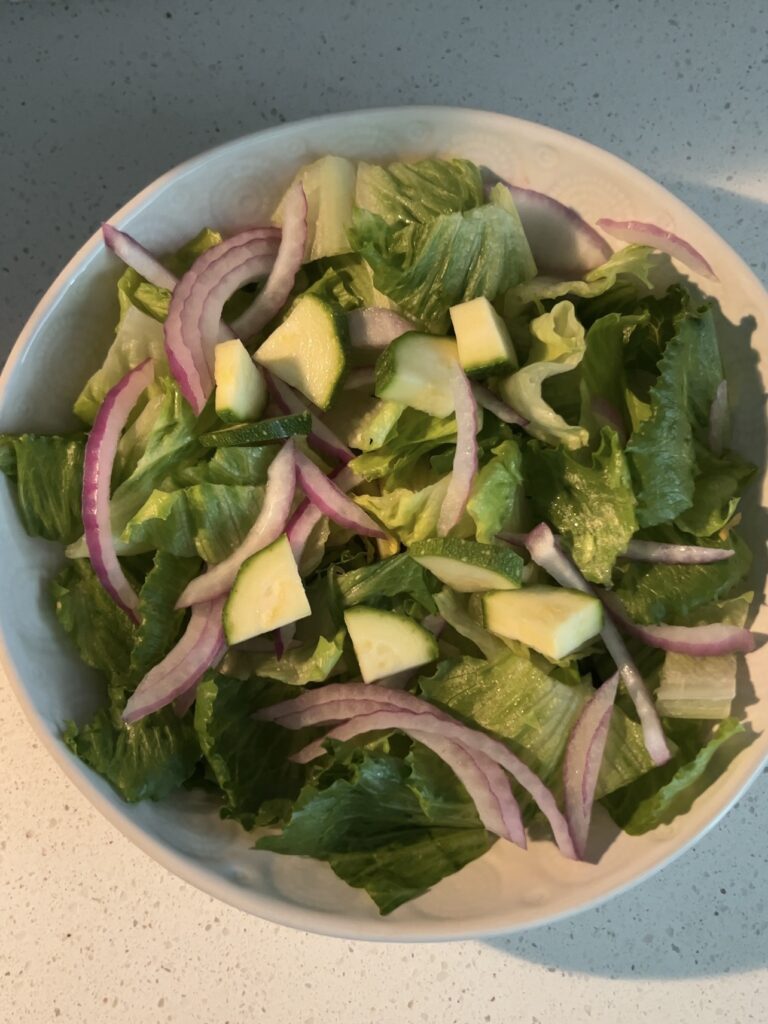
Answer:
(482, 585, 602, 660)
(449, 296, 518, 376)
(255, 294, 348, 410)
(224, 534, 311, 645)
(214, 338, 268, 423)
(374, 332, 459, 418)
(344, 605, 438, 683)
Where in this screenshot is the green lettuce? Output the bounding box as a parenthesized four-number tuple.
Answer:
(523, 428, 637, 584)
(336, 551, 439, 614)
(626, 306, 723, 527)
(256, 742, 491, 914)
(579, 312, 637, 442)
(59, 554, 202, 802)
(0, 433, 86, 543)
(500, 301, 589, 449)
(354, 474, 472, 545)
(602, 717, 745, 834)
(612, 531, 751, 624)
(466, 439, 524, 544)
(195, 675, 314, 828)
(510, 244, 657, 305)
(355, 157, 485, 224)
(121, 483, 263, 562)
(349, 408, 458, 484)
(675, 445, 756, 538)
(349, 182, 535, 333)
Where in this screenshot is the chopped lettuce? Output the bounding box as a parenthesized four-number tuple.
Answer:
(355, 157, 485, 224)
(466, 439, 524, 543)
(523, 428, 637, 584)
(256, 742, 491, 914)
(0, 433, 86, 543)
(121, 483, 263, 562)
(349, 169, 536, 332)
(500, 301, 589, 450)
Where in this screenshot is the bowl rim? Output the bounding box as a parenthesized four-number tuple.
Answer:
(1, 104, 767, 941)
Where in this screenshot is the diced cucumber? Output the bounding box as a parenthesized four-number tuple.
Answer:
(273, 155, 356, 262)
(482, 585, 602, 660)
(449, 296, 518, 376)
(223, 534, 311, 645)
(200, 412, 311, 448)
(255, 294, 348, 410)
(374, 332, 459, 418)
(408, 538, 522, 592)
(214, 339, 268, 423)
(344, 605, 438, 683)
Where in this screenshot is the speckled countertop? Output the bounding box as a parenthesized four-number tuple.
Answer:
(2, 2, 768, 1020)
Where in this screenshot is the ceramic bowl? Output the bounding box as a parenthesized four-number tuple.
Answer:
(1, 107, 765, 940)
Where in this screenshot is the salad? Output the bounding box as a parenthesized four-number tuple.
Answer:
(0, 154, 758, 915)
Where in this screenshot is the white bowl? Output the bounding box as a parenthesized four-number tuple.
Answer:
(1, 107, 766, 941)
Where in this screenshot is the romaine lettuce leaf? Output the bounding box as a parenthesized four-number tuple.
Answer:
(601, 717, 745, 834)
(579, 312, 636, 442)
(500, 301, 589, 449)
(349, 408, 458, 483)
(510, 244, 657, 305)
(194, 675, 314, 828)
(349, 186, 536, 333)
(354, 474, 473, 545)
(256, 742, 491, 914)
(121, 483, 263, 562)
(58, 554, 202, 802)
(0, 433, 86, 543)
(675, 444, 756, 537)
(336, 551, 439, 613)
(612, 530, 751, 624)
(626, 307, 723, 527)
(523, 428, 637, 584)
(74, 306, 167, 424)
(355, 157, 485, 224)
(466, 439, 524, 543)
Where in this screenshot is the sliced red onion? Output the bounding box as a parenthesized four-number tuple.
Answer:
(82, 358, 155, 623)
(563, 672, 619, 858)
(173, 683, 200, 718)
(176, 439, 296, 608)
(471, 382, 527, 427)
(230, 184, 307, 339)
(526, 522, 671, 766)
(123, 596, 226, 723)
(266, 371, 354, 464)
(347, 308, 414, 351)
(287, 465, 361, 564)
(708, 380, 729, 457)
(499, 183, 612, 276)
(596, 218, 718, 280)
(164, 229, 279, 413)
(257, 684, 576, 858)
(345, 368, 377, 390)
(622, 539, 734, 565)
(102, 223, 178, 291)
(404, 730, 525, 846)
(294, 450, 384, 538)
(590, 397, 627, 445)
(437, 365, 478, 537)
(600, 589, 755, 656)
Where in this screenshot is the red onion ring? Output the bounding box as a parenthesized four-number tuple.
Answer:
(563, 672, 619, 858)
(230, 184, 307, 339)
(294, 450, 385, 537)
(596, 218, 717, 280)
(82, 358, 155, 622)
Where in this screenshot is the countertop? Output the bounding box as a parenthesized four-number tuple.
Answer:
(2, 1, 767, 1020)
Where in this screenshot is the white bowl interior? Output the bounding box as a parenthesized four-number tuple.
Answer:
(1, 107, 766, 940)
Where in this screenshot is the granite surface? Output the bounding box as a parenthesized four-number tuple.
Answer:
(2, 1, 768, 1020)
